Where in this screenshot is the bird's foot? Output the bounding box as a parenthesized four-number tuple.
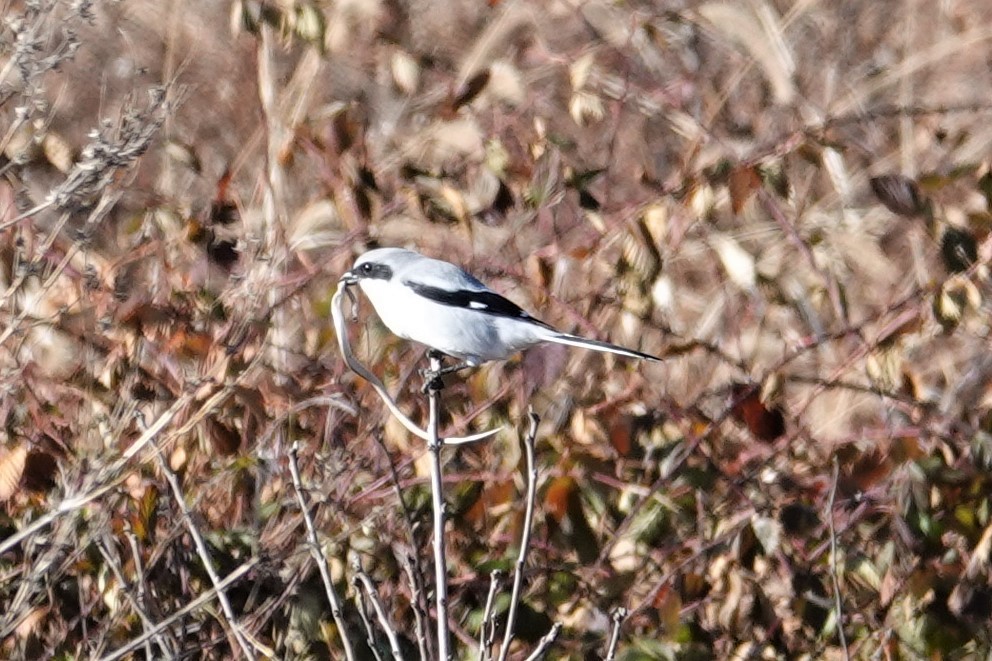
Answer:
(420, 355, 471, 394)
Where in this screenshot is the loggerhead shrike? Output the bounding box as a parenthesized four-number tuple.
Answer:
(340, 247, 659, 369)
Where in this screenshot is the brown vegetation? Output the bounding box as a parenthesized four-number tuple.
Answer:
(2, 0, 992, 658)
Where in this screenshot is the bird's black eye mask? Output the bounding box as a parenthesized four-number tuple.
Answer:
(355, 262, 393, 280)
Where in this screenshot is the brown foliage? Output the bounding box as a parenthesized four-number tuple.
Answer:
(2, 0, 992, 659)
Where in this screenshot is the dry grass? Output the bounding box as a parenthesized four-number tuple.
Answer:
(2, 0, 992, 658)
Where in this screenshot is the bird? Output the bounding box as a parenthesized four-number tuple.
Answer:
(340, 247, 660, 371)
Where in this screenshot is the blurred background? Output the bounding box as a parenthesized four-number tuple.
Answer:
(2, 0, 992, 658)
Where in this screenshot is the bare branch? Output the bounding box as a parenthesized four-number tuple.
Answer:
(402, 555, 433, 661)
(497, 410, 541, 661)
(288, 441, 357, 660)
(354, 565, 407, 660)
(152, 444, 256, 659)
(354, 586, 385, 661)
(426, 352, 452, 660)
(522, 623, 562, 661)
(95, 537, 171, 659)
(604, 607, 627, 661)
(478, 570, 503, 661)
(99, 561, 257, 661)
(827, 457, 850, 660)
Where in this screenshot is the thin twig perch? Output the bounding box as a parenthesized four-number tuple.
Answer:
(426, 352, 452, 660)
(497, 410, 541, 661)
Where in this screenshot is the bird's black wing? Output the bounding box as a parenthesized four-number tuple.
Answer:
(404, 280, 555, 330)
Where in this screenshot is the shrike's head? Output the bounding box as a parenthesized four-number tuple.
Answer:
(341, 248, 421, 286)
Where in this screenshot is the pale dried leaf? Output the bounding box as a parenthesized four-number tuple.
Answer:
(390, 50, 420, 95)
(718, 566, 745, 628)
(866, 345, 903, 393)
(14, 606, 47, 640)
(581, 1, 634, 49)
(439, 183, 470, 222)
(486, 60, 525, 106)
(964, 521, 992, 580)
(608, 535, 639, 572)
(667, 110, 704, 141)
(687, 183, 717, 218)
(846, 554, 882, 593)
(651, 275, 675, 312)
(570, 408, 607, 445)
(698, 2, 796, 104)
(569, 90, 605, 126)
(289, 199, 343, 251)
(570, 52, 596, 90)
(711, 234, 756, 290)
(24, 326, 81, 379)
(294, 4, 326, 45)
(467, 167, 500, 213)
(822, 147, 854, 215)
(411, 118, 485, 167)
(3, 122, 38, 163)
(169, 446, 187, 472)
(751, 514, 781, 555)
(484, 138, 510, 175)
(642, 203, 668, 240)
(934, 275, 982, 328)
(0, 444, 27, 501)
(164, 140, 201, 172)
(42, 131, 74, 173)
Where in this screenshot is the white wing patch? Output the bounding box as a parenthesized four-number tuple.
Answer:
(469, 301, 489, 310)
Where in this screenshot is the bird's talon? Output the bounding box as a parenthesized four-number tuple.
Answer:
(422, 374, 445, 393)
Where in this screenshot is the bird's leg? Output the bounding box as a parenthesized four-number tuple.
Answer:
(421, 350, 472, 393)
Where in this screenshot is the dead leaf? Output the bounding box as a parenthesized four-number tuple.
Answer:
(698, 2, 796, 104)
(730, 383, 785, 442)
(934, 274, 981, 330)
(941, 227, 978, 273)
(391, 50, 420, 95)
(207, 418, 241, 455)
(729, 165, 762, 214)
(132, 484, 159, 542)
(751, 515, 782, 555)
(0, 444, 28, 501)
(870, 174, 926, 217)
(544, 476, 575, 523)
(711, 234, 756, 290)
(21, 451, 57, 493)
(14, 606, 47, 641)
(450, 68, 491, 112)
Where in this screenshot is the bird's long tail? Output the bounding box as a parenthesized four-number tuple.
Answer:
(545, 332, 660, 361)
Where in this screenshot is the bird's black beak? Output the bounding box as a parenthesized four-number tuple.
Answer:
(340, 270, 359, 286)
